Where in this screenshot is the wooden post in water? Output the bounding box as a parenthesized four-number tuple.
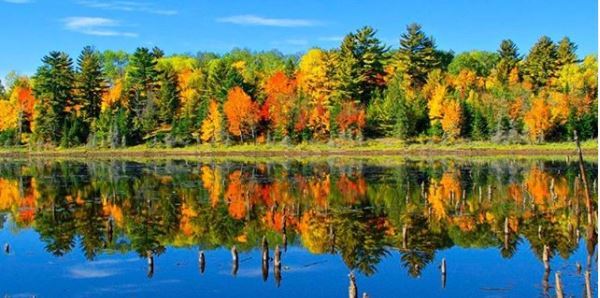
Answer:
(198, 250, 206, 274)
(262, 236, 270, 282)
(555, 271, 564, 298)
(147, 251, 154, 278)
(542, 245, 550, 271)
(584, 270, 593, 298)
(282, 232, 288, 252)
(441, 258, 447, 288)
(576, 262, 582, 274)
(3, 243, 9, 254)
(274, 245, 282, 287)
(231, 246, 239, 276)
(362, 293, 369, 298)
(348, 272, 357, 298)
(262, 236, 269, 262)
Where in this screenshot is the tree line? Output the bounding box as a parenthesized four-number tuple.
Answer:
(0, 23, 596, 148)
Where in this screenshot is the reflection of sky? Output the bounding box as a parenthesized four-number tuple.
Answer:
(0, 224, 597, 297)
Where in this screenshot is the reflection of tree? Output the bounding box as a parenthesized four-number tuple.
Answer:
(35, 193, 77, 256)
(396, 213, 452, 277)
(331, 204, 389, 276)
(0, 158, 595, 279)
(75, 190, 106, 260)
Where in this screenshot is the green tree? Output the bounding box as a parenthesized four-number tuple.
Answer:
(523, 36, 558, 90)
(126, 47, 161, 139)
(396, 23, 440, 88)
(495, 39, 521, 85)
(335, 26, 388, 105)
(448, 51, 500, 77)
(33, 51, 75, 144)
(102, 50, 129, 83)
(157, 66, 180, 124)
(556, 37, 578, 69)
(76, 46, 106, 130)
(206, 59, 246, 102)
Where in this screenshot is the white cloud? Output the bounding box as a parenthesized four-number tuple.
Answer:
(68, 267, 119, 279)
(62, 17, 138, 37)
(318, 36, 343, 42)
(3, 0, 33, 3)
(78, 0, 177, 15)
(217, 15, 319, 27)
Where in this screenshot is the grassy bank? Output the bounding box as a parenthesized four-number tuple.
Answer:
(0, 138, 596, 158)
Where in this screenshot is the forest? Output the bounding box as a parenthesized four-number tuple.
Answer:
(0, 23, 597, 149)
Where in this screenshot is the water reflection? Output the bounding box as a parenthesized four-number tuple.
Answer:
(0, 158, 596, 287)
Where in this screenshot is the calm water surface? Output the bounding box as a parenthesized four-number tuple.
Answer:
(0, 157, 597, 297)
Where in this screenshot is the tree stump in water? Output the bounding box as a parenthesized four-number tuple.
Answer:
(231, 246, 239, 276)
(555, 271, 564, 298)
(348, 272, 357, 298)
(198, 250, 205, 274)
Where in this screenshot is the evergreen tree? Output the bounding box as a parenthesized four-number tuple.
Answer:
(157, 66, 180, 124)
(206, 59, 246, 102)
(76, 46, 106, 131)
(33, 51, 75, 144)
(126, 47, 161, 139)
(396, 23, 440, 88)
(556, 37, 578, 69)
(523, 36, 558, 90)
(471, 109, 488, 140)
(335, 26, 387, 105)
(495, 39, 520, 85)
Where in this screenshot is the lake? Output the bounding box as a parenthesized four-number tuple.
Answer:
(0, 157, 597, 297)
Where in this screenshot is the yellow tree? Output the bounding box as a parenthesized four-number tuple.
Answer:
(200, 100, 223, 144)
(0, 100, 18, 132)
(297, 49, 331, 100)
(223, 87, 259, 142)
(428, 84, 447, 121)
(524, 97, 551, 143)
(440, 100, 462, 139)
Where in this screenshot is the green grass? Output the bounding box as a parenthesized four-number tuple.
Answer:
(0, 138, 596, 157)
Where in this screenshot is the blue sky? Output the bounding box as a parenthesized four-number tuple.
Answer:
(0, 0, 597, 79)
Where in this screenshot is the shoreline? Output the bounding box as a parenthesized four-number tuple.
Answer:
(0, 141, 596, 158)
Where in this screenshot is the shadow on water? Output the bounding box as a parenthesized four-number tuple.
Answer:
(0, 157, 596, 296)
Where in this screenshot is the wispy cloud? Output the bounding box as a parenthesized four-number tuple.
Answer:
(78, 0, 177, 15)
(318, 36, 343, 42)
(68, 265, 119, 279)
(3, 0, 33, 3)
(62, 17, 138, 37)
(217, 15, 320, 27)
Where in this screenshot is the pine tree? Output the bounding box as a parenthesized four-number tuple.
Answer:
(556, 37, 578, 70)
(126, 47, 161, 139)
(396, 23, 440, 88)
(495, 39, 520, 85)
(206, 59, 246, 102)
(157, 66, 180, 124)
(33, 51, 75, 144)
(471, 109, 488, 140)
(76, 46, 106, 133)
(335, 26, 387, 105)
(523, 36, 558, 90)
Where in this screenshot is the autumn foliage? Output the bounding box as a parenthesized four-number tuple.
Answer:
(223, 87, 259, 142)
